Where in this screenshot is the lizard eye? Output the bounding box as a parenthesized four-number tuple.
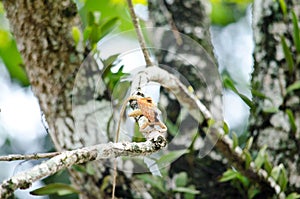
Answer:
(146, 99, 152, 103)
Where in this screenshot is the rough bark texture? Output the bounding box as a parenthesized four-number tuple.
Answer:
(149, 0, 213, 54)
(147, 1, 232, 198)
(2, 1, 114, 198)
(148, 0, 222, 120)
(251, 0, 300, 192)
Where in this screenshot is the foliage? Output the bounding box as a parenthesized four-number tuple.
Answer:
(220, 4, 300, 198)
(220, 143, 293, 198)
(0, 2, 29, 86)
(209, 0, 252, 26)
(137, 170, 200, 198)
(222, 74, 253, 110)
(219, 169, 259, 198)
(36, 169, 78, 199)
(30, 183, 79, 196)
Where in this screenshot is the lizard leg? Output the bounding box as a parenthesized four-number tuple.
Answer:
(146, 122, 167, 132)
(128, 109, 143, 118)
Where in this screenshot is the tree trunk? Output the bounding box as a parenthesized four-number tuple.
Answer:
(2, 1, 115, 198)
(147, 1, 237, 198)
(250, 0, 300, 191)
(148, 0, 222, 121)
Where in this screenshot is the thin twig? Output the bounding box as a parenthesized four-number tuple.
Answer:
(0, 152, 61, 161)
(112, 159, 117, 199)
(112, 2, 156, 198)
(127, 0, 153, 66)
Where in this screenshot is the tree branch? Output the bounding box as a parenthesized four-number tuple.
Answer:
(127, 0, 153, 66)
(131, 66, 281, 196)
(0, 66, 282, 198)
(0, 152, 61, 161)
(0, 138, 166, 199)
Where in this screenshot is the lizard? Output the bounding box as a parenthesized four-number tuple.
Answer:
(128, 96, 167, 133)
(112, 93, 167, 199)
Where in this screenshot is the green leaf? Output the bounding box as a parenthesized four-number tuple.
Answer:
(263, 107, 279, 113)
(281, 36, 294, 74)
(244, 136, 253, 151)
(156, 149, 189, 168)
(207, 118, 216, 127)
(100, 175, 111, 191)
(263, 154, 273, 175)
(219, 169, 250, 188)
(248, 186, 260, 199)
(223, 75, 238, 93)
(175, 172, 188, 187)
(30, 183, 79, 196)
(89, 24, 102, 47)
(254, 145, 267, 169)
(71, 26, 81, 46)
(251, 89, 269, 100)
(286, 109, 297, 133)
(223, 75, 253, 109)
(86, 162, 96, 175)
(0, 2, 4, 14)
(210, 1, 251, 26)
(103, 65, 129, 92)
(243, 150, 252, 169)
(271, 166, 281, 181)
(232, 132, 239, 149)
(102, 54, 119, 68)
(100, 17, 119, 38)
(219, 169, 238, 182)
(165, 119, 179, 136)
(292, 11, 300, 53)
(286, 81, 300, 95)
(278, 0, 287, 17)
(173, 187, 200, 195)
(278, 164, 288, 192)
(72, 163, 95, 175)
(72, 165, 87, 173)
(238, 93, 254, 109)
(82, 0, 134, 31)
(223, 121, 229, 135)
(287, 193, 300, 199)
(136, 174, 165, 193)
(236, 173, 250, 188)
(87, 11, 95, 26)
(0, 29, 29, 86)
(184, 186, 198, 199)
(83, 26, 92, 42)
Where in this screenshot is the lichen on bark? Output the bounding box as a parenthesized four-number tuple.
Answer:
(2, 0, 115, 198)
(251, 0, 300, 191)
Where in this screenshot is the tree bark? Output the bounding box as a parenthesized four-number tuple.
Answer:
(2, 1, 114, 198)
(251, 0, 300, 191)
(147, 1, 232, 197)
